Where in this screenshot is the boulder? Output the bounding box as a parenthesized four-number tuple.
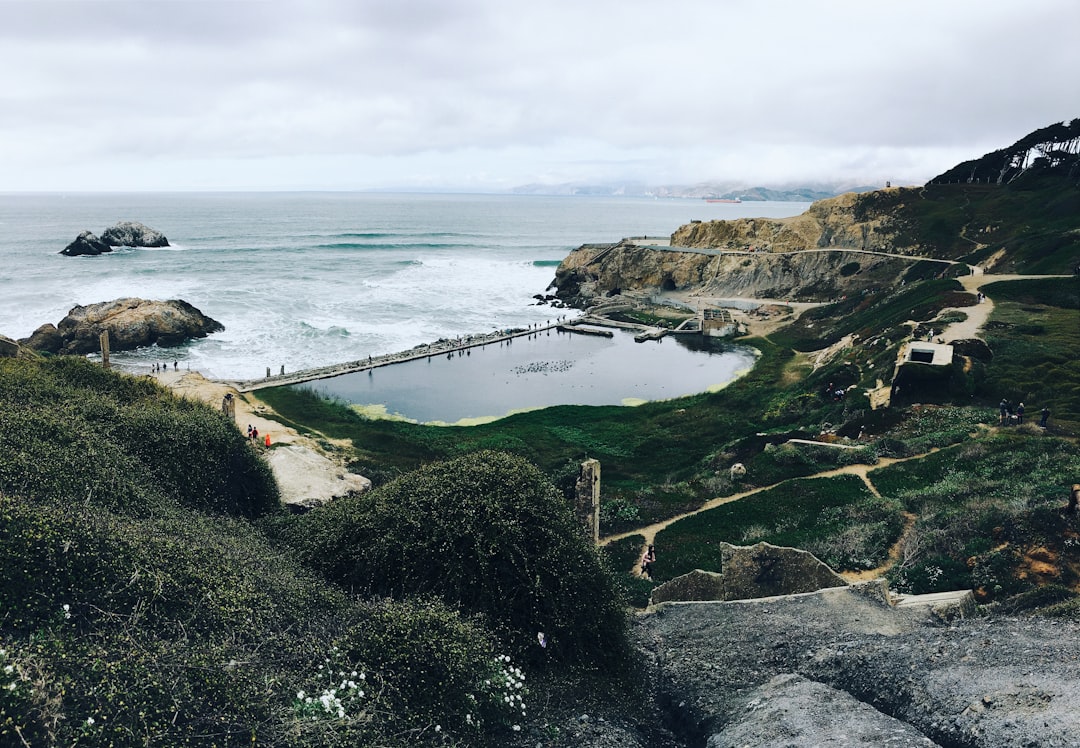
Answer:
(19, 323, 63, 354)
(60, 230, 113, 257)
(0, 334, 20, 358)
(101, 221, 169, 248)
(52, 298, 224, 354)
(650, 542, 847, 605)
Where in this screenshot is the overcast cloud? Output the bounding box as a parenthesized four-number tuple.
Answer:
(1, 0, 1077, 191)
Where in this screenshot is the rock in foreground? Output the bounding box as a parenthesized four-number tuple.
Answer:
(22, 298, 224, 354)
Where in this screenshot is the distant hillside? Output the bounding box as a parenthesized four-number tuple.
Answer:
(509, 180, 878, 201)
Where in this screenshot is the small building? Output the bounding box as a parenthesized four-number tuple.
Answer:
(901, 342, 953, 366)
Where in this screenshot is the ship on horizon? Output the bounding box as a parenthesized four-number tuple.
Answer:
(704, 197, 742, 203)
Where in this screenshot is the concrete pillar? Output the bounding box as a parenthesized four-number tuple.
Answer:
(575, 458, 601, 545)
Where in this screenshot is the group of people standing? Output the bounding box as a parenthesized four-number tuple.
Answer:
(998, 399, 1050, 428)
(247, 424, 270, 447)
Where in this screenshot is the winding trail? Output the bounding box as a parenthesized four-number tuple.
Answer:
(601, 450, 939, 578)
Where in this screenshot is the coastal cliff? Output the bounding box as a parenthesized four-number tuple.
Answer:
(551, 190, 946, 307)
(671, 190, 916, 254)
(552, 241, 929, 307)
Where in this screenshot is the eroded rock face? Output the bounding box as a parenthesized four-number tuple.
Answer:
(60, 230, 113, 257)
(552, 241, 914, 308)
(39, 298, 224, 354)
(101, 221, 169, 248)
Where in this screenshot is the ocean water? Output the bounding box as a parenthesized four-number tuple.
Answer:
(0, 192, 807, 414)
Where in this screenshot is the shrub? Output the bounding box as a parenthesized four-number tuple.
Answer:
(0, 357, 279, 518)
(292, 451, 633, 675)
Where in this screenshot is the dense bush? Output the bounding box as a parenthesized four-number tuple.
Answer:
(0, 358, 279, 517)
(291, 450, 633, 674)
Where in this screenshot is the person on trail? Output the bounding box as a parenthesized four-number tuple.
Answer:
(641, 544, 656, 579)
(1040, 406, 1051, 428)
(1016, 402, 1025, 424)
(1070, 484, 1079, 515)
(999, 399, 1008, 425)
(264, 433, 271, 448)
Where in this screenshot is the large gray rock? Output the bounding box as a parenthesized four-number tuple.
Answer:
(60, 230, 113, 256)
(637, 585, 1080, 747)
(101, 221, 169, 248)
(650, 542, 848, 605)
(707, 674, 939, 747)
(49, 298, 223, 354)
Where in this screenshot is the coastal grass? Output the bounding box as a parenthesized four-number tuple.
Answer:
(973, 278, 1080, 428)
(0, 357, 637, 747)
(870, 433, 1080, 597)
(768, 278, 973, 352)
(652, 474, 901, 582)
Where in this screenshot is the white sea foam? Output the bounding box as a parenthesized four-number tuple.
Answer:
(0, 193, 809, 379)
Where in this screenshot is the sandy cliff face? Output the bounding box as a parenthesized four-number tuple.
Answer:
(553, 242, 913, 305)
(671, 191, 914, 254)
(552, 191, 928, 306)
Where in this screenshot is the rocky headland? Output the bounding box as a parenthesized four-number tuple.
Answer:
(60, 220, 169, 256)
(550, 190, 957, 309)
(20, 298, 223, 355)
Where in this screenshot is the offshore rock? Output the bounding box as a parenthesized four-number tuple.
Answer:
(101, 221, 170, 248)
(60, 230, 113, 257)
(48, 298, 224, 354)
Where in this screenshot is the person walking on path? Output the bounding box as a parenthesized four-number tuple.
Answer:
(1016, 402, 1025, 425)
(999, 399, 1009, 425)
(1040, 406, 1051, 428)
(640, 544, 656, 579)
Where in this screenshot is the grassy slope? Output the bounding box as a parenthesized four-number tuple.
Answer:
(1, 358, 629, 748)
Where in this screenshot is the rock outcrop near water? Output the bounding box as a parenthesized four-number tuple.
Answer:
(553, 240, 917, 307)
(20, 298, 224, 354)
(60, 221, 169, 256)
(100, 220, 170, 248)
(551, 191, 947, 308)
(60, 230, 114, 257)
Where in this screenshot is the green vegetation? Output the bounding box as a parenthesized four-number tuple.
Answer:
(653, 475, 902, 581)
(973, 278, 1080, 428)
(871, 433, 1080, 597)
(0, 358, 636, 747)
(288, 451, 632, 674)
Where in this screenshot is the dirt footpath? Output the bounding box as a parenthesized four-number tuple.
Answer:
(155, 369, 370, 507)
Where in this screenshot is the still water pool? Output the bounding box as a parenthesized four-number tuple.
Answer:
(301, 327, 757, 424)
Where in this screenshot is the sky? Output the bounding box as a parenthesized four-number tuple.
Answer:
(1, 0, 1077, 192)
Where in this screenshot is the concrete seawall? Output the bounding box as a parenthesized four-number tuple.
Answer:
(220, 320, 568, 392)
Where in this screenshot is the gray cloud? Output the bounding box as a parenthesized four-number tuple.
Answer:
(1, 0, 1076, 190)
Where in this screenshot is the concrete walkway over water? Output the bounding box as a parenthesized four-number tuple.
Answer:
(221, 320, 569, 392)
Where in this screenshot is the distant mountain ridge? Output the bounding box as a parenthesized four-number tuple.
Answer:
(510, 180, 881, 201)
